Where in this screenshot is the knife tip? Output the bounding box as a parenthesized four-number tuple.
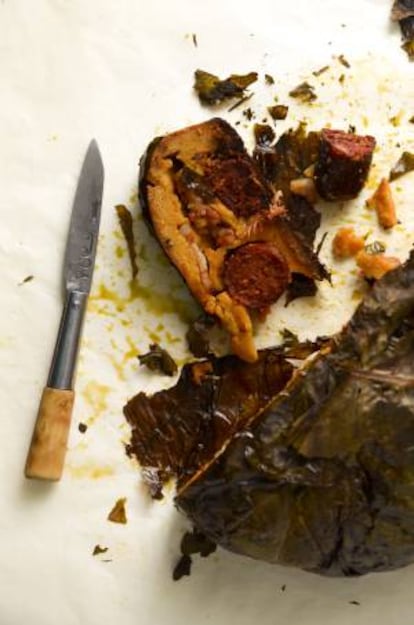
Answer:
(85, 138, 104, 176)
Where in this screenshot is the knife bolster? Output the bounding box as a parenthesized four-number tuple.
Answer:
(48, 290, 88, 390)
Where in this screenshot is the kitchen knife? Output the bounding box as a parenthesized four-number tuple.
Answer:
(24, 140, 104, 481)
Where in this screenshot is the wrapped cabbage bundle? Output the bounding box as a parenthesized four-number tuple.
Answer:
(125, 251, 414, 576)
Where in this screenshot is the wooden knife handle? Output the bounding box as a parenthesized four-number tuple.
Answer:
(24, 387, 75, 481)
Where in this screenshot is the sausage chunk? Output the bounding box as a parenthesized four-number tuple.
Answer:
(223, 242, 291, 309)
(315, 129, 376, 201)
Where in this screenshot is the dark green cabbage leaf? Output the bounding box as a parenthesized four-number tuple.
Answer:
(178, 251, 414, 576)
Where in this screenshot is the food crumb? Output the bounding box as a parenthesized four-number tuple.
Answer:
(268, 104, 289, 120)
(264, 73, 274, 85)
(332, 227, 365, 259)
(92, 545, 108, 556)
(281, 584, 287, 592)
(356, 250, 401, 280)
(78, 422, 88, 433)
(349, 601, 360, 606)
(192, 33, 198, 47)
(107, 498, 128, 524)
(366, 178, 397, 229)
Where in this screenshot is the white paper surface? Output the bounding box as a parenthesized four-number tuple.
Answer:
(1, 1, 414, 624)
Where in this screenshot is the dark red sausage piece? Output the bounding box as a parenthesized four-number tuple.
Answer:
(315, 129, 376, 201)
(223, 242, 291, 309)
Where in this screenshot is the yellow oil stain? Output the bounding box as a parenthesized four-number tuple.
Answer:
(107, 353, 127, 381)
(129, 281, 195, 324)
(68, 464, 115, 479)
(123, 335, 139, 361)
(115, 245, 125, 258)
(87, 301, 119, 318)
(82, 381, 111, 425)
(165, 331, 181, 344)
(90, 284, 127, 312)
(91, 282, 195, 324)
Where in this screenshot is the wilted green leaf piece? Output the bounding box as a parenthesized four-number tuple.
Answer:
(289, 81, 317, 103)
(138, 343, 178, 377)
(389, 151, 414, 181)
(194, 69, 258, 105)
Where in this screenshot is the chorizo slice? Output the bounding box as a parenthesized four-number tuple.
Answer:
(223, 242, 291, 309)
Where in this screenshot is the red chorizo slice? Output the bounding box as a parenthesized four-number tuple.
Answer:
(223, 242, 291, 309)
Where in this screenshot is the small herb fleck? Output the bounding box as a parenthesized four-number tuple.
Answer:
(242, 106, 255, 121)
(93, 545, 108, 556)
(107, 498, 127, 524)
(78, 422, 88, 434)
(281, 584, 287, 592)
(115, 205, 138, 278)
(338, 54, 350, 68)
(365, 241, 386, 255)
(312, 65, 329, 77)
(228, 92, 254, 112)
(289, 82, 317, 103)
(389, 151, 414, 181)
(192, 33, 198, 47)
(18, 275, 34, 286)
(264, 73, 275, 85)
(349, 601, 360, 606)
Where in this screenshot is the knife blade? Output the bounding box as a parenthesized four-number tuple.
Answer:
(25, 140, 104, 481)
